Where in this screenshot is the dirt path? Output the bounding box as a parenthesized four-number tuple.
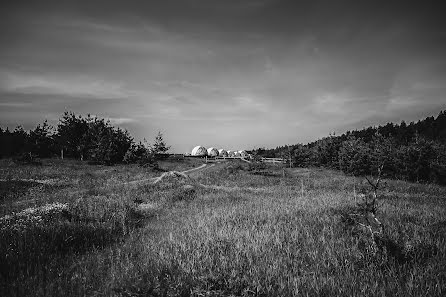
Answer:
(7, 163, 216, 207)
(181, 163, 212, 174)
(126, 163, 214, 186)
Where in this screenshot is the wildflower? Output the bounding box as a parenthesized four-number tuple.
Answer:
(0, 202, 69, 232)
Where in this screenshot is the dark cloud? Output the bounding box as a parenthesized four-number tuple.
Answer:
(1, 0, 446, 151)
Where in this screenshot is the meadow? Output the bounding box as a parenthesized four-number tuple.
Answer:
(1, 158, 445, 296)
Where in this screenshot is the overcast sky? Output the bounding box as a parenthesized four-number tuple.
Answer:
(1, 0, 445, 152)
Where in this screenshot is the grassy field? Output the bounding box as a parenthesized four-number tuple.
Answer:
(1, 158, 445, 296)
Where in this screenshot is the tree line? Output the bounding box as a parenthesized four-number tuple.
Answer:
(253, 110, 446, 185)
(0, 112, 169, 165)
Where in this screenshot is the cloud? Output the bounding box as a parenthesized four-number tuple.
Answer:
(0, 71, 131, 99)
(1, 0, 446, 152)
(0, 102, 33, 108)
(233, 95, 269, 113)
(108, 117, 136, 125)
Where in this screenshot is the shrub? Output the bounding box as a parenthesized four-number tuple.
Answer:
(12, 152, 42, 166)
(226, 163, 245, 174)
(124, 142, 158, 168)
(431, 163, 446, 185)
(245, 162, 267, 172)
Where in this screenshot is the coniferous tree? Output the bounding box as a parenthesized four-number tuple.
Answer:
(56, 112, 89, 159)
(28, 120, 55, 158)
(151, 132, 170, 155)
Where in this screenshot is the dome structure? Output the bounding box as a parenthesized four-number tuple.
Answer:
(238, 150, 248, 158)
(191, 146, 207, 156)
(218, 149, 228, 157)
(227, 150, 236, 157)
(207, 147, 219, 157)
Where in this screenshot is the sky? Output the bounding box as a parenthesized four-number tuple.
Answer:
(1, 0, 446, 153)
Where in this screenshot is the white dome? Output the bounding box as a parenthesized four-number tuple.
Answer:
(227, 150, 236, 157)
(238, 150, 248, 157)
(207, 147, 219, 157)
(191, 146, 207, 156)
(218, 149, 228, 157)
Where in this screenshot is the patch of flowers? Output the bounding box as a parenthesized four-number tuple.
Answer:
(0, 178, 62, 185)
(0, 202, 69, 232)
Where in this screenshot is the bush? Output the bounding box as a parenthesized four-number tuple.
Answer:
(124, 142, 158, 168)
(226, 163, 245, 174)
(431, 163, 446, 185)
(12, 152, 42, 166)
(245, 162, 267, 171)
(338, 137, 372, 176)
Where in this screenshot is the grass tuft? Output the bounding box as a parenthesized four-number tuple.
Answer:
(1, 159, 445, 296)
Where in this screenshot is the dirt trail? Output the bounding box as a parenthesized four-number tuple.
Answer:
(126, 163, 214, 185)
(7, 163, 215, 207)
(181, 163, 212, 174)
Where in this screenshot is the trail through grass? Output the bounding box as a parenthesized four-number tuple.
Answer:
(1, 159, 445, 296)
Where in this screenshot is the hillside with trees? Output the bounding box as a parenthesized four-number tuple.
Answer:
(0, 112, 169, 165)
(2, 110, 446, 184)
(254, 110, 446, 184)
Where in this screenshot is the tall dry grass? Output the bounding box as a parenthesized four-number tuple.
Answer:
(1, 159, 445, 296)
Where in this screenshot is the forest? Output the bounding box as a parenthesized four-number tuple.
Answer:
(1, 110, 446, 184)
(254, 110, 446, 184)
(0, 112, 168, 166)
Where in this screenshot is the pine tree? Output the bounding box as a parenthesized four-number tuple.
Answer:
(151, 132, 170, 154)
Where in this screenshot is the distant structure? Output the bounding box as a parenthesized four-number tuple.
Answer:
(191, 146, 207, 156)
(218, 149, 228, 157)
(207, 147, 219, 157)
(227, 150, 236, 157)
(188, 146, 247, 158)
(238, 150, 248, 158)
